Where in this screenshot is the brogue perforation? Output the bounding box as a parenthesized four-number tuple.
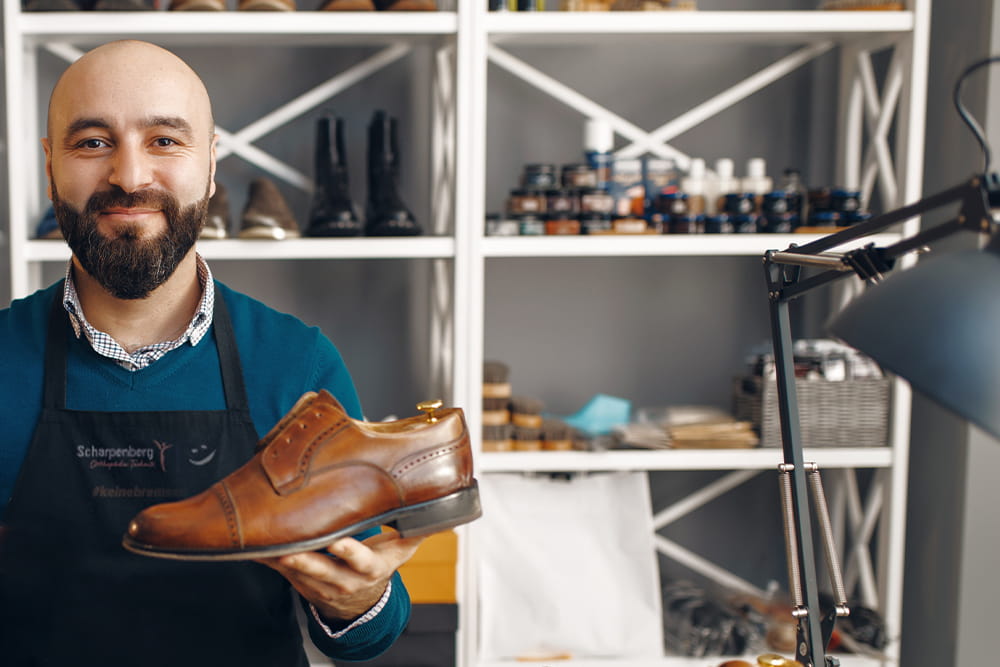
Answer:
(391, 440, 465, 479)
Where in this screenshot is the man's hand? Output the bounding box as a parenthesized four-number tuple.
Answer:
(255, 531, 424, 621)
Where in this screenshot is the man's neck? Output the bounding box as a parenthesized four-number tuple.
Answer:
(72, 251, 203, 353)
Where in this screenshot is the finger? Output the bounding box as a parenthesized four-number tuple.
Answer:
(277, 551, 347, 580)
(326, 538, 379, 576)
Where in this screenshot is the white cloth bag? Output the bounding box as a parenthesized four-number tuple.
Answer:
(478, 471, 664, 660)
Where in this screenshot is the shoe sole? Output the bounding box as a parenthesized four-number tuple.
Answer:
(121, 481, 482, 561)
(237, 227, 300, 240)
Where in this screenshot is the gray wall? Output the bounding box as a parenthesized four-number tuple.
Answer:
(901, 1, 1000, 666)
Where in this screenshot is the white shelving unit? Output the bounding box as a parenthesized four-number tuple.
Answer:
(459, 5, 928, 667)
(2, 3, 930, 667)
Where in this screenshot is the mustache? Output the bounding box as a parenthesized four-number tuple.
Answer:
(84, 188, 179, 215)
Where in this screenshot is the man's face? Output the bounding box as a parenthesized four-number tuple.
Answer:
(43, 41, 217, 299)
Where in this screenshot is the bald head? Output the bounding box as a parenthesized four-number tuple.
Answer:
(47, 40, 214, 141)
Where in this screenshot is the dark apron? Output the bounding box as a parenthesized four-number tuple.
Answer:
(0, 294, 309, 666)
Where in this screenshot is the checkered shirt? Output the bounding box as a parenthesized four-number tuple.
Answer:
(62, 254, 215, 372)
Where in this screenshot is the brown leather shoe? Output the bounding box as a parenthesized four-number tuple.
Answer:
(238, 178, 301, 239)
(122, 391, 481, 561)
(238, 0, 294, 9)
(375, 0, 436, 8)
(170, 0, 226, 10)
(320, 0, 374, 8)
(199, 182, 231, 239)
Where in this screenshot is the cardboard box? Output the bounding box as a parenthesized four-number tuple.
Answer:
(397, 530, 457, 604)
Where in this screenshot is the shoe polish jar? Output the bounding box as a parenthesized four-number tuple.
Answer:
(506, 188, 547, 216)
(485, 213, 520, 236)
(545, 213, 581, 235)
(704, 214, 734, 233)
(545, 188, 580, 218)
(670, 214, 704, 234)
(516, 214, 546, 235)
(612, 216, 648, 234)
(578, 188, 615, 216)
(561, 163, 598, 189)
(581, 213, 613, 234)
(521, 163, 558, 189)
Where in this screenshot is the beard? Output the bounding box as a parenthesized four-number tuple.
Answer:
(53, 182, 209, 300)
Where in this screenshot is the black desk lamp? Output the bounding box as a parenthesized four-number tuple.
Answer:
(762, 56, 1000, 667)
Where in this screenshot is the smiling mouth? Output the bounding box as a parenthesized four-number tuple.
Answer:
(102, 208, 162, 218)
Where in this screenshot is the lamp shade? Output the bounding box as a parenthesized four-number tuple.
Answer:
(827, 240, 1000, 440)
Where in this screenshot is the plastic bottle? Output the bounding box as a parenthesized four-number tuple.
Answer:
(742, 157, 773, 213)
(714, 158, 740, 215)
(680, 157, 707, 216)
(583, 119, 613, 190)
(780, 167, 809, 225)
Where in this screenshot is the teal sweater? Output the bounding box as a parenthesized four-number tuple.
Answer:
(0, 280, 409, 661)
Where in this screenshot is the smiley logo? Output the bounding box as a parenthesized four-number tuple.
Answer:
(187, 444, 217, 466)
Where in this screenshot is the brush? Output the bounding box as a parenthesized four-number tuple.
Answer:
(483, 360, 512, 401)
(510, 396, 544, 430)
(512, 425, 542, 452)
(482, 397, 511, 426)
(482, 424, 513, 453)
(541, 418, 574, 451)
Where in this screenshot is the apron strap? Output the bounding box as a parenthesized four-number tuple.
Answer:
(42, 292, 69, 410)
(211, 290, 252, 413)
(42, 284, 252, 413)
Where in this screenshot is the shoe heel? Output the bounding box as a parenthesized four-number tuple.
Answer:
(389, 482, 482, 538)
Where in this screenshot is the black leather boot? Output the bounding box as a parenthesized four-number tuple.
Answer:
(365, 110, 421, 236)
(306, 114, 363, 237)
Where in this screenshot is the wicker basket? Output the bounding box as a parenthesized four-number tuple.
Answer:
(733, 375, 890, 448)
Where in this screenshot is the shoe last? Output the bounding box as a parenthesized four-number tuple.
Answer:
(238, 178, 301, 240)
(122, 390, 482, 561)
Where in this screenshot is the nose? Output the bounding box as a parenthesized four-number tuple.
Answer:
(107, 143, 155, 193)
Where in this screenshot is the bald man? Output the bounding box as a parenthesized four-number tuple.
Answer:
(0, 40, 417, 665)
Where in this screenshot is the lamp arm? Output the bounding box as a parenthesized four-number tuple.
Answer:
(787, 174, 994, 257)
(765, 174, 999, 298)
(760, 172, 998, 667)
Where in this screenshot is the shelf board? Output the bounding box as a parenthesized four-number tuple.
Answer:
(486, 10, 914, 46)
(479, 447, 893, 473)
(23, 236, 456, 261)
(481, 232, 902, 258)
(15, 10, 458, 47)
(478, 653, 888, 667)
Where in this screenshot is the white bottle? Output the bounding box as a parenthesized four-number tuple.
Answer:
(680, 157, 707, 216)
(713, 158, 740, 215)
(583, 119, 614, 189)
(742, 157, 773, 213)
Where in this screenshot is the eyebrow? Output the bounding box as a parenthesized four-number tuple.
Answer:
(65, 115, 195, 137)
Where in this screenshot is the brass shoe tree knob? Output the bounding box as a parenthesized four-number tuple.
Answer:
(417, 399, 444, 422)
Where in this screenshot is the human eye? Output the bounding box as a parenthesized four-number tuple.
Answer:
(152, 136, 179, 148)
(75, 137, 110, 150)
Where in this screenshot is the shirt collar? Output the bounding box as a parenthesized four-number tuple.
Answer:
(62, 253, 215, 357)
